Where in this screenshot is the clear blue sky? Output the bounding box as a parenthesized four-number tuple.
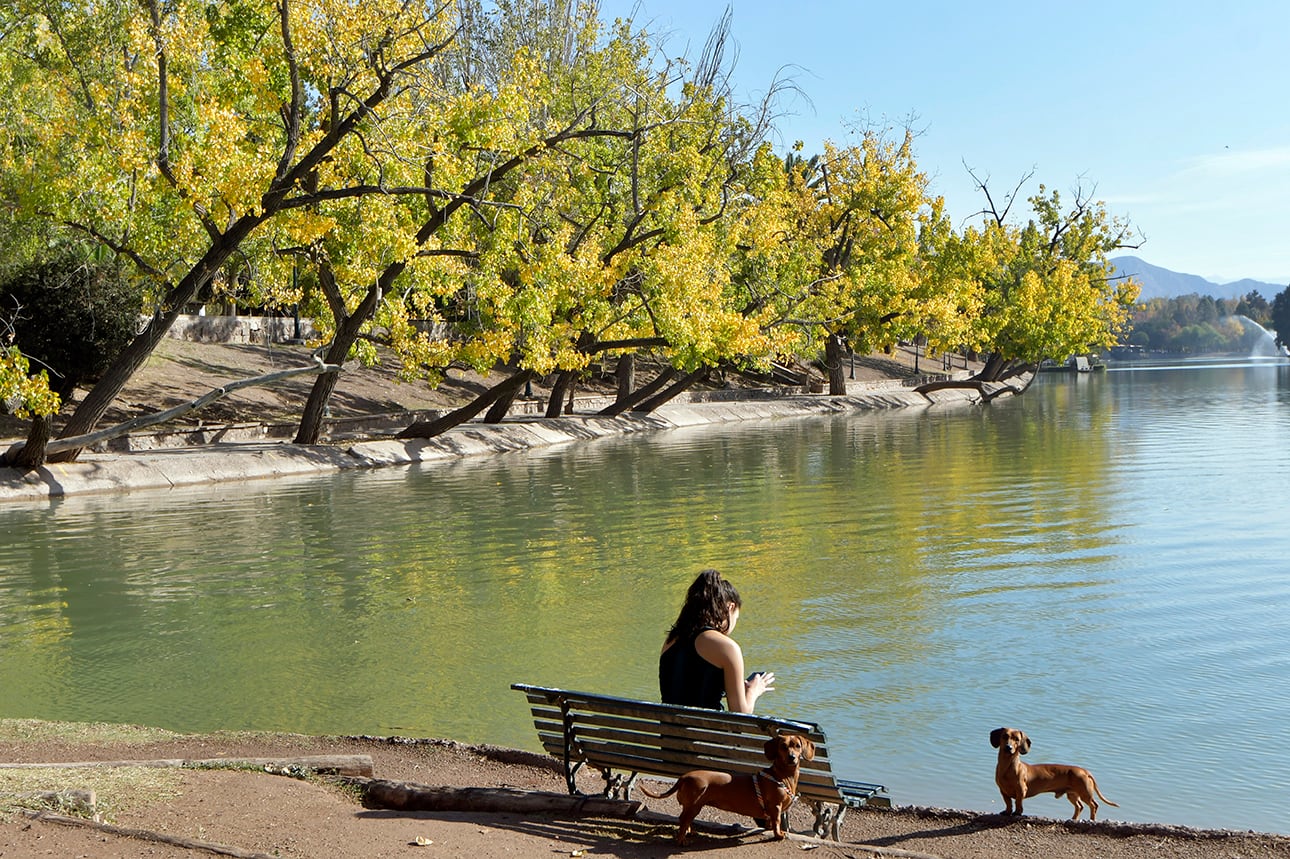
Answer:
(595, 0, 1290, 285)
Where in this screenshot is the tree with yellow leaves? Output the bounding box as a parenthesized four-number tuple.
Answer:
(924, 171, 1141, 385)
(287, 0, 646, 443)
(737, 129, 939, 395)
(392, 5, 788, 436)
(0, 0, 468, 461)
(0, 347, 59, 424)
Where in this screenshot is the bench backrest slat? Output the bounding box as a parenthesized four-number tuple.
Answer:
(518, 685, 817, 733)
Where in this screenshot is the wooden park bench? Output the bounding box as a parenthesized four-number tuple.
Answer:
(512, 683, 889, 840)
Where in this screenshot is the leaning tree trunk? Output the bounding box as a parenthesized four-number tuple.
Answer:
(484, 377, 524, 423)
(44, 224, 265, 464)
(294, 262, 398, 443)
(615, 353, 635, 403)
(545, 370, 575, 418)
(11, 414, 52, 469)
(398, 370, 535, 440)
(977, 352, 1013, 382)
(824, 333, 847, 395)
(598, 367, 677, 417)
(294, 363, 343, 444)
(5, 361, 336, 464)
(631, 367, 708, 414)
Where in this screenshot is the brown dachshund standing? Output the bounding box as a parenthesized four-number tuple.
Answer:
(640, 733, 815, 844)
(990, 727, 1119, 820)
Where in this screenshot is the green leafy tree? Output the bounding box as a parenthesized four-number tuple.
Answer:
(392, 4, 790, 435)
(1235, 291, 1271, 325)
(1, 250, 142, 466)
(1270, 288, 1290, 351)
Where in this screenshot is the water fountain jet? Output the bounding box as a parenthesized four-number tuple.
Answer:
(1227, 315, 1288, 358)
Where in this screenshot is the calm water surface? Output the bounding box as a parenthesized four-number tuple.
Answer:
(1, 362, 1288, 833)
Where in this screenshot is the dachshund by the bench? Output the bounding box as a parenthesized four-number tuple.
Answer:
(990, 727, 1119, 820)
(640, 733, 815, 843)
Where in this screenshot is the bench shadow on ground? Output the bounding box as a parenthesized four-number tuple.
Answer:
(356, 808, 768, 856)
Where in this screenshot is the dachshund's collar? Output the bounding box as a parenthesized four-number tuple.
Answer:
(758, 768, 789, 791)
(753, 767, 794, 818)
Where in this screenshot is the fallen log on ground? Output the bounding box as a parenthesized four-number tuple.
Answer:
(341, 777, 641, 818)
(0, 754, 373, 777)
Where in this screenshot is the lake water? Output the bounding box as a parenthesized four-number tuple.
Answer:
(1, 361, 1288, 834)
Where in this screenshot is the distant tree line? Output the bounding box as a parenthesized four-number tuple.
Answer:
(1123, 291, 1282, 355)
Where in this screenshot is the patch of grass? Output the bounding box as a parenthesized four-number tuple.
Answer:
(0, 765, 183, 823)
(0, 717, 297, 748)
(0, 719, 184, 746)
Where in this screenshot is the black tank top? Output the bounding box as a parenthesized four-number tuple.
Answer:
(659, 627, 726, 709)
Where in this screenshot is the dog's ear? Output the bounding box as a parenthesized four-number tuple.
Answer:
(989, 728, 1005, 748)
(799, 737, 816, 761)
(1019, 733, 1031, 755)
(764, 737, 778, 760)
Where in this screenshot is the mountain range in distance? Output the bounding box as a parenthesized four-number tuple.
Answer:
(1109, 256, 1287, 302)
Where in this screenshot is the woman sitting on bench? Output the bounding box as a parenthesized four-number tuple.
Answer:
(658, 569, 775, 713)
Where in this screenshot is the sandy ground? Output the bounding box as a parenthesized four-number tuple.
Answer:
(2, 727, 1288, 859)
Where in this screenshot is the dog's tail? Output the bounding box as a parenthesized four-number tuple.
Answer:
(638, 781, 681, 800)
(1091, 775, 1119, 808)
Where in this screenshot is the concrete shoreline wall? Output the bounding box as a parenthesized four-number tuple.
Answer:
(0, 384, 992, 504)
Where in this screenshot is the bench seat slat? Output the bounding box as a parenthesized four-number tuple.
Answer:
(578, 742, 777, 777)
(576, 736, 842, 779)
(532, 707, 834, 754)
(571, 726, 768, 759)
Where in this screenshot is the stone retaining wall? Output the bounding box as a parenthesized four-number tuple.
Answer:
(166, 314, 316, 344)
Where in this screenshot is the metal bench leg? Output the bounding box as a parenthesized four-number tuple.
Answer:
(810, 802, 831, 839)
(601, 771, 640, 801)
(560, 700, 578, 794)
(831, 804, 849, 841)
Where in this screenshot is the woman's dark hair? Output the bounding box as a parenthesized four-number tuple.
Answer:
(665, 569, 742, 642)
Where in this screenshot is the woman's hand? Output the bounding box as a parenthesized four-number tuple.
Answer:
(695, 630, 772, 713)
(745, 670, 775, 704)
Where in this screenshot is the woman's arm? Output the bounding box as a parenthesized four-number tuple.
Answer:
(694, 630, 774, 713)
